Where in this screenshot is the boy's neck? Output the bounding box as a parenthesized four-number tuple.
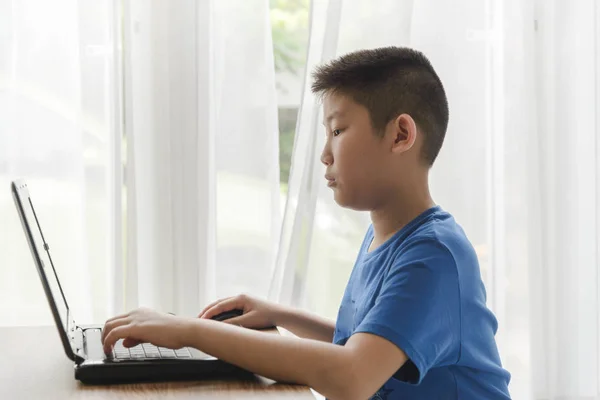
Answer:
(368, 181, 435, 252)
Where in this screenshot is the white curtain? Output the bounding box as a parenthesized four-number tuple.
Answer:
(3, 0, 600, 398)
(0, 0, 118, 325)
(122, 0, 281, 317)
(271, 0, 600, 399)
(1, 0, 280, 324)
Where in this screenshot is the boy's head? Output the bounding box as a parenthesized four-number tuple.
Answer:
(312, 46, 449, 210)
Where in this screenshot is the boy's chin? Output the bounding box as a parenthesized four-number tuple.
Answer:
(331, 189, 349, 207)
(332, 190, 370, 211)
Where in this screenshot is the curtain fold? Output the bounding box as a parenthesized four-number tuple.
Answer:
(123, 0, 281, 316)
(530, 1, 600, 397)
(0, 0, 116, 325)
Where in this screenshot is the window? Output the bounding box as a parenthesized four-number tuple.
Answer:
(270, 0, 310, 188)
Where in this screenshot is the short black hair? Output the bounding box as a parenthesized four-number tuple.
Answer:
(311, 46, 449, 166)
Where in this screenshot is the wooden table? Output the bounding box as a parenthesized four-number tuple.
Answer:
(0, 326, 315, 400)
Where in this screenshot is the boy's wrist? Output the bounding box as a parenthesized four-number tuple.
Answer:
(270, 303, 294, 328)
(179, 317, 203, 348)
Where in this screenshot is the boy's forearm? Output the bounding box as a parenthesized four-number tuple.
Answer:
(181, 318, 350, 399)
(272, 305, 336, 342)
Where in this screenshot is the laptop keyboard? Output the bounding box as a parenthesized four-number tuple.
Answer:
(112, 339, 192, 360)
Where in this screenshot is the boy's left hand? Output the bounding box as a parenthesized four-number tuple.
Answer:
(101, 307, 191, 355)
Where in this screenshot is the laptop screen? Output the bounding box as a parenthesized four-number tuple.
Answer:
(15, 185, 70, 335)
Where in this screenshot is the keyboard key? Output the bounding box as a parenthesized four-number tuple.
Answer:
(143, 347, 160, 353)
(159, 348, 176, 358)
(175, 349, 192, 358)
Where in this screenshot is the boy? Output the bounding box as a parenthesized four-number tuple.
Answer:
(102, 47, 511, 399)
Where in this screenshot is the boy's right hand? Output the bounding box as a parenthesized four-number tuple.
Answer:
(198, 294, 281, 329)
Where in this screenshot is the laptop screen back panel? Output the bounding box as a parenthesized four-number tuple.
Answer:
(11, 180, 81, 361)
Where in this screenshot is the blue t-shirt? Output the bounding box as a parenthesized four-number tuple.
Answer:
(333, 206, 511, 399)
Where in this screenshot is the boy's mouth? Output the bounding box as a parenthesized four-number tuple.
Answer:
(325, 175, 336, 187)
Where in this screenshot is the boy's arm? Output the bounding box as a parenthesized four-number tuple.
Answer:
(199, 294, 336, 342)
(272, 305, 336, 342)
(102, 308, 407, 400)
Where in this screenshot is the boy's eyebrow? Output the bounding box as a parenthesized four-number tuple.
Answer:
(322, 111, 344, 125)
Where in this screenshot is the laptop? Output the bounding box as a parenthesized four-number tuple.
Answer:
(11, 179, 254, 384)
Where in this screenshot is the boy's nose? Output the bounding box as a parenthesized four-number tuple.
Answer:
(320, 146, 333, 166)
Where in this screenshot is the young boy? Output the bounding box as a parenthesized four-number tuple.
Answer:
(102, 47, 511, 399)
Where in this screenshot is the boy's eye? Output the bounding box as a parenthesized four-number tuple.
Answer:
(332, 129, 342, 137)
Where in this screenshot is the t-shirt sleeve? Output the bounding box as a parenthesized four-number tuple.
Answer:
(353, 239, 461, 384)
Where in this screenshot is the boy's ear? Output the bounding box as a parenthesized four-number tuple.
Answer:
(390, 114, 417, 153)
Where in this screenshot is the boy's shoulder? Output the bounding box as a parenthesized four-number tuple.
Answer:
(413, 207, 469, 244)
(391, 207, 478, 268)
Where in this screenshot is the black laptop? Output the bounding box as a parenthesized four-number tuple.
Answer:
(11, 179, 254, 384)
